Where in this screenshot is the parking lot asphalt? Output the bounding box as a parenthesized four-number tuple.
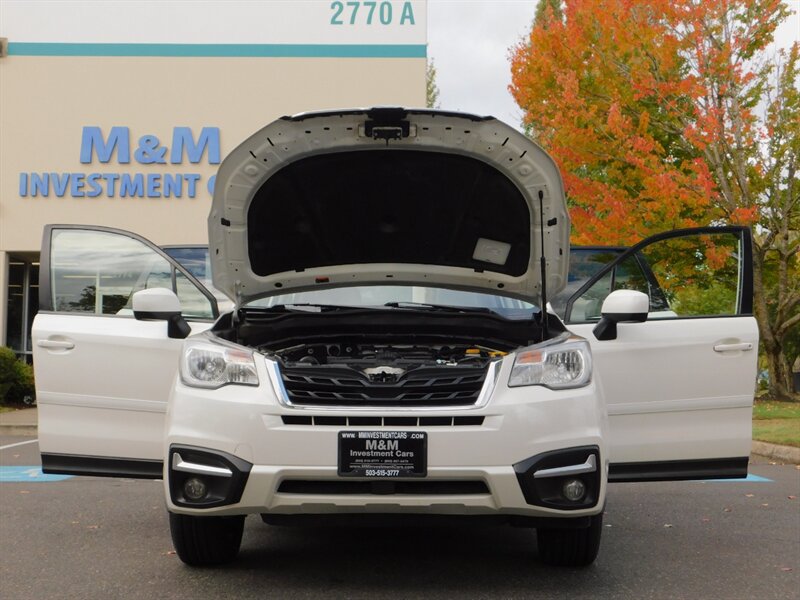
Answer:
(1, 436, 798, 600)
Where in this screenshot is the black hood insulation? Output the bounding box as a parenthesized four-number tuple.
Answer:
(247, 150, 531, 277)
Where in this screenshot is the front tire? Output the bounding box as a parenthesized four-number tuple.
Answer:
(536, 513, 603, 567)
(169, 513, 245, 566)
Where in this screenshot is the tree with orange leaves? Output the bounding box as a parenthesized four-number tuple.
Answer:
(510, 0, 799, 400)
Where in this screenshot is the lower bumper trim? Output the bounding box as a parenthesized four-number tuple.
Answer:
(277, 479, 490, 495)
(608, 457, 749, 482)
(41, 453, 163, 479)
(260, 513, 594, 529)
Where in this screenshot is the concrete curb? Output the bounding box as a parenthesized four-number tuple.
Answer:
(0, 425, 37, 437)
(751, 440, 800, 464)
(0, 407, 37, 437)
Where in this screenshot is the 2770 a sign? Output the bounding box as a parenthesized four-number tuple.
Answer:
(330, 1, 416, 25)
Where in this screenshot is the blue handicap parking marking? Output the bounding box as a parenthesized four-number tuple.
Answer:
(698, 473, 773, 483)
(0, 466, 73, 482)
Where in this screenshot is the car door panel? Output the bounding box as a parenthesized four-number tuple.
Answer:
(564, 227, 757, 481)
(35, 314, 212, 475)
(33, 225, 218, 478)
(569, 316, 757, 479)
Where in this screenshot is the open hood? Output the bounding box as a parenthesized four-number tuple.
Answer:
(209, 108, 570, 307)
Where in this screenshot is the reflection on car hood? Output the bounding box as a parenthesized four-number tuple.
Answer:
(209, 108, 570, 306)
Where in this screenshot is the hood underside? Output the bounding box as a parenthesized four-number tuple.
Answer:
(209, 108, 570, 306)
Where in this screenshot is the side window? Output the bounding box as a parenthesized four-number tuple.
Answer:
(635, 232, 742, 318)
(566, 230, 745, 322)
(49, 229, 214, 319)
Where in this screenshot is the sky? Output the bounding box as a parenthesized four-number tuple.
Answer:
(427, 1, 538, 128)
(427, 0, 800, 131)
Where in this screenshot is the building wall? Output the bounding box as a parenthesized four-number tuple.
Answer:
(0, 0, 427, 356)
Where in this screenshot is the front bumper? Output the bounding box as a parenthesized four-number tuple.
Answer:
(165, 355, 607, 518)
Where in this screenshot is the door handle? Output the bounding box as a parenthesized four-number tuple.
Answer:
(713, 342, 753, 353)
(37, 339, 75, 350)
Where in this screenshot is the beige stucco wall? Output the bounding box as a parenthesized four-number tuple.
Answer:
(0, 55, 426, 250)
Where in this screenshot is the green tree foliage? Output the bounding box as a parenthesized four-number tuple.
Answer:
(426, 59, 440, 109)
(534, 0, 562, 26)
(0, 347, 35, 405)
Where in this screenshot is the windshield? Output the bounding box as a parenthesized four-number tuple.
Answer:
(549, 247, 626, 318)
(162, 246, 234, 311)
(162, 247, 213, 286)
(247, 286, 537, 318)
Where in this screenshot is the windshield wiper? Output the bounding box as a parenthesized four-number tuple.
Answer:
(258, 303, 373, 313)
(383, 301, 493, 314)
(257, 302, 495, 315)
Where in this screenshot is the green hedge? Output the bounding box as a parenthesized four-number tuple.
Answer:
(0, 347, 35, 405)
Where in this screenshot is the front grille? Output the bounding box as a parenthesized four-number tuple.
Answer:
(277, 480, 490, 495)
(279, 365, 488, 408)
(281, 415, 485, 427)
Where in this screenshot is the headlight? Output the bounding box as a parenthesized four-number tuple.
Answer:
(508, 336, 592, 389)
(180, 339, 259, 389)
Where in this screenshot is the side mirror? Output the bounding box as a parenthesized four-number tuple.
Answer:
(593, 290, 649, 341)
(132, 288, 191, 339)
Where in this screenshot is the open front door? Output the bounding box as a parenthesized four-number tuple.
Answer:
(33, 225, 219, 478)
(564, 227, 758, 481)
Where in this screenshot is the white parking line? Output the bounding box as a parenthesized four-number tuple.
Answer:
(0, 439, 39, 451)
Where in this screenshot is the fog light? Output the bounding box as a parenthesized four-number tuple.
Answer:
(183, 477, 208, 501)
(562, 478, 586, 502)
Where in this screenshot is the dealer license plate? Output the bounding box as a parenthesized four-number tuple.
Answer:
(338, 431, 427, 477)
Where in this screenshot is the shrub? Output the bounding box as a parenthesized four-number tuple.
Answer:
(0, 347, 35, 405)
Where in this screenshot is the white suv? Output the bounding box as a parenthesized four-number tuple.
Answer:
(33, 108, 758, 567)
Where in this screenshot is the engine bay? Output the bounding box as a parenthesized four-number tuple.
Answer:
(266, 341, 504, 407)
(269, 341, 505, 371)
(209, 306, 562, 405)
